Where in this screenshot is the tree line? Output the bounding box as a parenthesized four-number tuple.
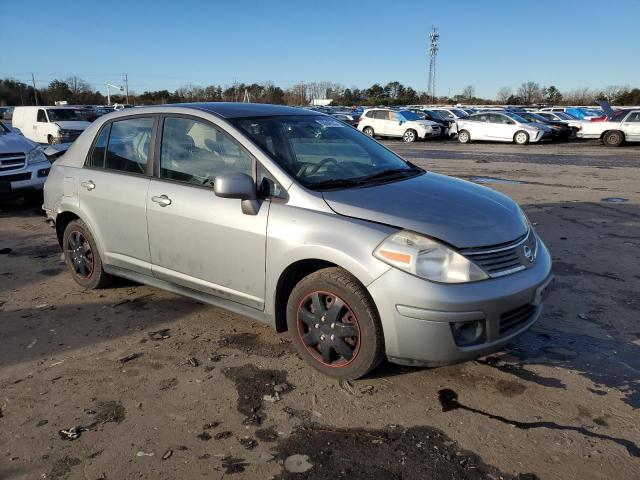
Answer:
(1, 76, 639, 107)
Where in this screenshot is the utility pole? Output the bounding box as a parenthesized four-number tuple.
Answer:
(124, 74, 129, 104)
(427, 27, 439, 104)
(31, 73, 39, 106)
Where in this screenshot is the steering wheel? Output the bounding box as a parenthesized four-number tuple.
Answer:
(303, 157, 339, 177)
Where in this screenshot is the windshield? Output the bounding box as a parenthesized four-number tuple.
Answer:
(231, 115, 421, 189)
(450, 109, 468, 117)
(46, 109, 86, 122)
(557, 111, 577, 119)
(425, 110, 445, 120)
(504, 112, 529, 123)
(398, 110, 421, 121)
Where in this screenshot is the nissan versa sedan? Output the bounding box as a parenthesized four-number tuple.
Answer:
(456, 111, 552, 145)
(43, 103, 553, 379)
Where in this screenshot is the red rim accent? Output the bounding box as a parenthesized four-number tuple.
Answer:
(296, 290, 361, 368)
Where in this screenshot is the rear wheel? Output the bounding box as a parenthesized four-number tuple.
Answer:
(602, 130, 624, 147)
(458, 130, 471, 143)
(362, 126, 374, 138)
(286, 267, 384, 380)
(63, 219, 112, 289)
(514, 130, 529, 145)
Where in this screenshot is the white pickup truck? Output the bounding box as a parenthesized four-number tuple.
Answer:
(578, 109, 640, 146)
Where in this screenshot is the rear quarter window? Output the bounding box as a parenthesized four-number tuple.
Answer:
(86, 124, 111, 168)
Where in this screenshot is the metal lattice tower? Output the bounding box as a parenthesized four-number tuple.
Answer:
(428, 27, 439, 103)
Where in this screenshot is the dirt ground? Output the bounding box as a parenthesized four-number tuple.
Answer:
(1, 139, 639, 480)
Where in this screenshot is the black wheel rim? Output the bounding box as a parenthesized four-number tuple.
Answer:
(67, 231, 94, 279)
(296, 291, 360, 368)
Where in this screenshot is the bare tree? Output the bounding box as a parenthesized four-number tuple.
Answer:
(462, 85, 475, 102)
(496, 87, 512, 104)
(601, 85, 625, 103)
(65, 76, 92, 103)
(517, 81, 541, 104)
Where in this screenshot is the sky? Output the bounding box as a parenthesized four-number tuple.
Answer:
(1, 0, 639, 99)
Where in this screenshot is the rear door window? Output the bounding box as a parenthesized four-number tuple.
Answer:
(105, 117, 154, 174)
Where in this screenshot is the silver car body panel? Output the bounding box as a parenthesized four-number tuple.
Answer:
(44, 103, 553, 366)
(322, 172, 528, 249)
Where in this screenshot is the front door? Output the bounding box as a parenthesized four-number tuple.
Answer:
(386, 111, 405, 137)
(78, 116, 156, 275)
(623, 112, 640, 140)
(146, 115, 268, 310)
(35, 109, 49, 143)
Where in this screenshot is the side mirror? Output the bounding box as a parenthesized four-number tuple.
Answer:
(214, 172, 260, 215)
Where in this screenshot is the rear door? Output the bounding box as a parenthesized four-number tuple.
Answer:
(77, 115, 156, 275)
(146, 115, 268, 309)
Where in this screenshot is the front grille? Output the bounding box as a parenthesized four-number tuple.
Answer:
(0, 172, 31, 183)
(0, 152, 26, 172)
(462, 229, 537, 278)
(500, 303, 536, 335)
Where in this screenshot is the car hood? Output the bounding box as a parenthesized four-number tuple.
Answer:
(321, 172, 528, 249)
(0, 132, 37, 153)
(54, 121, 90, 130)
(412, 120, 438, 127)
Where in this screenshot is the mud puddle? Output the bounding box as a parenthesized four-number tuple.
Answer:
(218, 332, 294, 358)
(274, 423, 539, 479)
(222, 364, 293, 425)
(471, 176, 526, 185)
(508, 329, 640, 409)
(438, 389, 639, 457)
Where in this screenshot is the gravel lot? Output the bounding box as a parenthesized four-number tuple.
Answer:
(1, 139, 639, 479)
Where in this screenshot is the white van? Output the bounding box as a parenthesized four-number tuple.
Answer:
(12, 106, 91, 144)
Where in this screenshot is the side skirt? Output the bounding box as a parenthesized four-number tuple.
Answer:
(104, 264, 274, 328)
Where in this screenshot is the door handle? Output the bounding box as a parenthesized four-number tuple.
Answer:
(151, 194, 172, 207)
(81, 180, 95, 191)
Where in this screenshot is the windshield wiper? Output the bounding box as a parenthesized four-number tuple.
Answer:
(357, 167, 423, 183)
(308, 178, 363, 190)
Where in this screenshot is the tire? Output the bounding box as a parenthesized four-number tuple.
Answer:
(402, 129, 417, 143)
(62, 219, 112, 289)
(602, 130, 624, 147)
(458, 130, 471, 143)
(286, 267, 384, 380)
(514, 130, 529, 145)
(362, 126, 374, 138)
(47, 135, 55, 145)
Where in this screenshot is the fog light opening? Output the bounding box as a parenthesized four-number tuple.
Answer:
(451, 319, 486, 347)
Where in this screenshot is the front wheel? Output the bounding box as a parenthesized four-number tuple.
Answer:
(286, 267, 384, 380)
(602, 130, 624, 147)
(402, 129, 417, 143)
(362, 126, 374, 137)
(514, 130, 530, 145)
(458, 130, 471, 143)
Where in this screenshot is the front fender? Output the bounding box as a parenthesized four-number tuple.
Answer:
(264, 202, 395, 317)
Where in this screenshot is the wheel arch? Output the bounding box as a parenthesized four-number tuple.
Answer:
(600, 129, 624, 139)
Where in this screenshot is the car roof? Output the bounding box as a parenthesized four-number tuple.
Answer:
(171, 102, 316, 118)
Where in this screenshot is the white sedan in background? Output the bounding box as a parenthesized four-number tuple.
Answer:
(456, 112, 552, 145)
(578, 110, 640, 146)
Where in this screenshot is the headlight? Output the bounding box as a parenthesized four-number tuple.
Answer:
(26, 147, 47, 165)
(373, 230, 488, 283)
